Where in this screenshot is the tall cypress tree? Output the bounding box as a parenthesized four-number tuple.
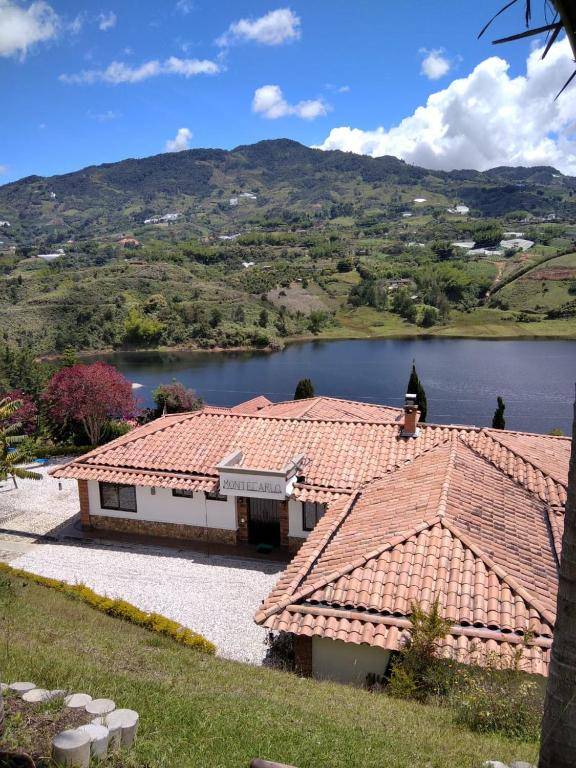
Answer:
(294, 378, 315, 400)
(492, 396, 506, 430)
(407, 362, 427, 422)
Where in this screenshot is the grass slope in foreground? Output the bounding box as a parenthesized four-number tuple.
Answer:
(1, 573, 539, 768)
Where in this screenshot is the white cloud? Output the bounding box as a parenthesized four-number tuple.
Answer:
(60, 56, 220, 84)
(252, 84, 328, 120)
(0, 164, 7, 175)
(420, 48, 451, 80)
(98, 11, 117, 31)
(68, 13, 84, 35)
(165, 127, 192, 152)
(88, 109, 121, 122)
(326, 83, 350, 93)
(175, 0, 194, 14)
(217, 8, 300, 47)
(316, 39, 576, 175)
(0, 0, 59, 58)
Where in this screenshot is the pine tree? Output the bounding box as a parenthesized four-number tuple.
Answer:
(294, 378, 315, 400)
(407, 362, 427, 423)
(492, 396, 506, 430)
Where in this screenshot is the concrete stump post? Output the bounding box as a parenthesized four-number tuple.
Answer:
(22, 688, 52, 703)
(76, 723, 110, 760)
(9, 682, 36, 697)
(105, 709, 139, 747)
(85, 698, 115, 717)
(64, 693, 92, 708)
(52, 729, 91, 768)
(93, 716, 121, 750)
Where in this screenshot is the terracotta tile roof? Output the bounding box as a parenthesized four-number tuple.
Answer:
(230, 395, 273, 414)
(462, 430, 567, 507)
(57, 464, 218, 492)
(256, 435, 561, 675)
(254, 396, 404, 422)
(51, 408, 457, 492)
(485, 428, 571, 486)
(270, 608, 550, 676)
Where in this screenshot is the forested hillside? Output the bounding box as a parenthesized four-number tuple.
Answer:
(1, 140, 576, 355)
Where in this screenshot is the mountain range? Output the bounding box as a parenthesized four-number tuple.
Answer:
(1, 139, 575, 244)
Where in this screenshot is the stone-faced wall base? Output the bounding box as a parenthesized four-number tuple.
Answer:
(89, 515, 237, 545)
(78, 480, 90, 528)
(294, 635, 313, 677)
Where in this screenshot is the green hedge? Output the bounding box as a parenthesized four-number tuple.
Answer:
(0, 562, 216, 655)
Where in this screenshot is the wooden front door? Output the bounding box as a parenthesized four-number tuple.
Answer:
(248, 498, 282, 546)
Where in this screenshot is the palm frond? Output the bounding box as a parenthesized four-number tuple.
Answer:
(555, 68, 576, 99)
(11, 466, 42, 481)
(478, 0, 519, 39)
(492, 21, 562, 45)
(542, 19, 563, 59)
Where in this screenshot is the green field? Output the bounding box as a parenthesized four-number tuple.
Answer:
(498, 252, 576, 312)
(1, 572, 539, 768)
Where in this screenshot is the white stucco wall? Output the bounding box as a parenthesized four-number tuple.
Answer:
(312, 637, 391, 685)
(288, 499, 307, 540)
(87, 481, 237, 530)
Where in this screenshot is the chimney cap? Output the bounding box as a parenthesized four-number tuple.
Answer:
(405, 393, 417, 407)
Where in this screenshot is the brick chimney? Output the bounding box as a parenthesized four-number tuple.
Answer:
(401, 393, 420, 437)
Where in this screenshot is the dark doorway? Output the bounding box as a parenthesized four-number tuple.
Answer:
(248, 498, 282, 546)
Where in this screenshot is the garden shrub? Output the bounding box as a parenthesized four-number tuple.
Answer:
(0, 563, 215, 655)
(452, 665, 544, 741)
(387, 600, 454, 703)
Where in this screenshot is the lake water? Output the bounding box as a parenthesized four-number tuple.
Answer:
(93, 338, 576, 435)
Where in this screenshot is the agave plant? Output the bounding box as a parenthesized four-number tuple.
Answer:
(0, 397, 41, 489)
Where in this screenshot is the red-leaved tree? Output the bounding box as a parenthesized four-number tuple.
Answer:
(0, 390, 38, 435)
(43, 362, 136, 446)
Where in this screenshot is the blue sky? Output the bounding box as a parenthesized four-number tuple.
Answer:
(1, 0, 575, 182)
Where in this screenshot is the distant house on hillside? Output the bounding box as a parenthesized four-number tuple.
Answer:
(52, 391, 568, 683)
(0, 220, 11, 227)
(37, 248, 65, 261)
(447, 204, 470, 215)
(144, 213, 181, 224)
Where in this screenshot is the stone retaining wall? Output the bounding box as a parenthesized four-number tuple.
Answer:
(89, 515, 237, 545)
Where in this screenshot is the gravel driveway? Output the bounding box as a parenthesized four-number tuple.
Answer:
(13, 541, 282, 664)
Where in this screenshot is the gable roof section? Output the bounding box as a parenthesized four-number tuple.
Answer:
(230, 395, 273, 414)
(254, 396, 403, 422)
(462, 429, 567, 507)
(256, 436, 560, 675)
(485, 428, 571, 486)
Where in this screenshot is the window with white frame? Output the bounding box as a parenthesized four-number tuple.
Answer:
(99, 482, 137, 513)
(302, 501, 325, 531)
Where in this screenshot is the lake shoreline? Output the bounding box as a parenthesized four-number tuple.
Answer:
(38, 326, 576, 363)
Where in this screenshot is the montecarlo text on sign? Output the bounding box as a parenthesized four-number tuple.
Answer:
(221, 475, 285, 499)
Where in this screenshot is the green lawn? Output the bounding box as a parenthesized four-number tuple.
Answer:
(1, 573, 539, 768)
